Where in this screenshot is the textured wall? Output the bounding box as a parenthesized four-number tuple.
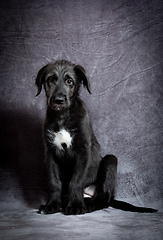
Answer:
(0, 0, 163, 210)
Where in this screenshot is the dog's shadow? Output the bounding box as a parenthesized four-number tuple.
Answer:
(0, 109, 48, 208)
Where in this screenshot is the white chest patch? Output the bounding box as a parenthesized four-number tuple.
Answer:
(48, 129, 72, 150)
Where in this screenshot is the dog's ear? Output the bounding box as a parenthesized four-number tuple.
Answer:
(35, 65, 47, 96)
(74, 65, 91, 94)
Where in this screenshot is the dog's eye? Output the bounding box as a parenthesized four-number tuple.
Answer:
(47, 76, 54, 82)
(65, 78, 74, 86)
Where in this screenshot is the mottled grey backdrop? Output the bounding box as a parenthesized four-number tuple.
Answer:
(0, 0, 162, 211)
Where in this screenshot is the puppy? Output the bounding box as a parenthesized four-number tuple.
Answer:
(35, 60, 157, 215)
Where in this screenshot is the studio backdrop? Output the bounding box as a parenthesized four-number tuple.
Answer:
(0, 0, 162, 210)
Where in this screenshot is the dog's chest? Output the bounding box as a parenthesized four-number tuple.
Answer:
(48, 129, 72, 150)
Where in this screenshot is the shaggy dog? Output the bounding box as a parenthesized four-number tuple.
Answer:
(35, 60, 157, 215)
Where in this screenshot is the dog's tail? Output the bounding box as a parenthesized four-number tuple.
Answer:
(110, 199, 157, 213)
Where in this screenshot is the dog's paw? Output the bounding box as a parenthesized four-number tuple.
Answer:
(64, 203, 86, 215)
(84, 198, 97, 213)
(84, 196, 109, 213)
(38, 203, 61, 215)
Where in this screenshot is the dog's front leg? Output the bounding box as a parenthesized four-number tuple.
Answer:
(65, 153, 90, 215)
(39, 154, 62, 214)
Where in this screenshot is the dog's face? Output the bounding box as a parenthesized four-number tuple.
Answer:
(35, 60, 91, 111)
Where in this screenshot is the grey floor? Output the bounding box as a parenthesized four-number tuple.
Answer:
(0, 205, 162, 240)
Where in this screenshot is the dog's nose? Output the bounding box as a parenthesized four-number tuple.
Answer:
(55, 97, 64, 105)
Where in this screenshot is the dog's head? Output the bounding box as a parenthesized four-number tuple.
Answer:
(35, 60, 91, 111)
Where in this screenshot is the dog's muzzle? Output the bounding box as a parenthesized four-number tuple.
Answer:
(49, 95, 69, 111)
